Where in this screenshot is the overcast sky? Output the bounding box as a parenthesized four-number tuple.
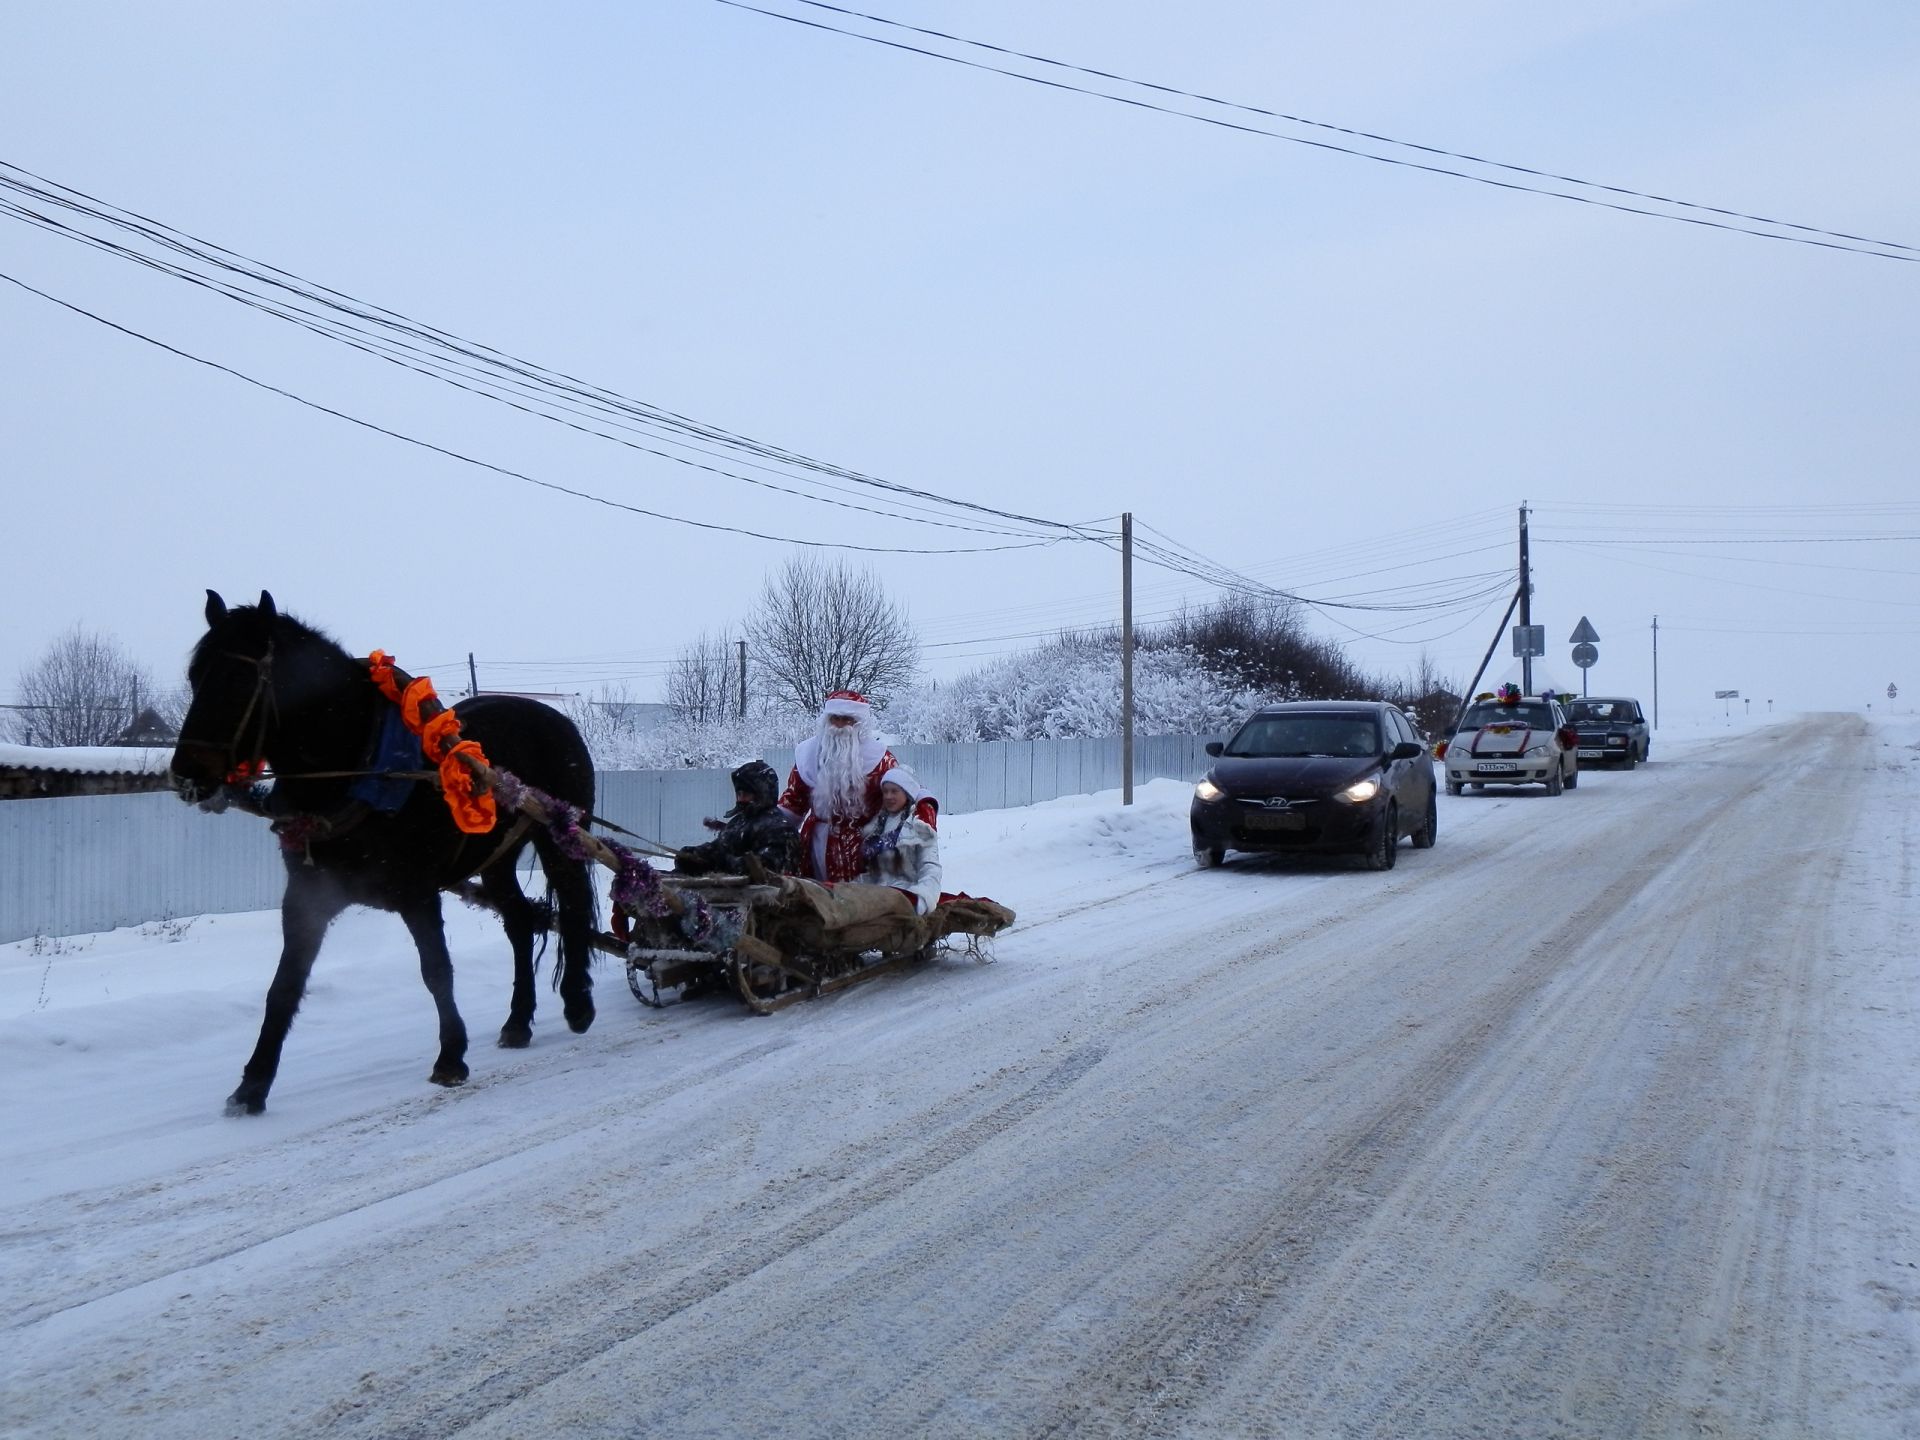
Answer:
(3, 1, 1915, 725)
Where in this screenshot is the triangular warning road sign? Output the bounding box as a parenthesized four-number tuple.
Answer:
(1568, 616, 1601, 644)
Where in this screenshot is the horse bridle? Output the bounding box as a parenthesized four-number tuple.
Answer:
(199, 643, 278, 784)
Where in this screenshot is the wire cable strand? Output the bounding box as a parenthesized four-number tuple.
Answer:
(0, 267, 1064, 558)
(775, 0, 1919, 257)
(0, 159, 1109, 540)
(710, 0, 1917, 265)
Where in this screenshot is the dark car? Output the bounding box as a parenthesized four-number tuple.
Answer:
(1566, 696, 1651, 768)
(1190, 701, 1437, 871)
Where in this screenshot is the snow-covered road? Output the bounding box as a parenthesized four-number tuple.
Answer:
(5, 715, 1917, 1438)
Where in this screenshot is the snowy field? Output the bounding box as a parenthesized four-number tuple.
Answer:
(3, 714, 1917, 1438)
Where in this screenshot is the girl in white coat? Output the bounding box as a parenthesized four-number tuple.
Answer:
(855, 767, 942, 914)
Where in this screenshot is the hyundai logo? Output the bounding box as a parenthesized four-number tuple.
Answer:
(1263, 797, 1291, 810)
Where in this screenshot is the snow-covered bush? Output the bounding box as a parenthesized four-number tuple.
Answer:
(569, 596, 1462, 767)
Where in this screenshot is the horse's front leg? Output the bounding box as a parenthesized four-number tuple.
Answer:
(228, 871, 346, 1115)
(399, 893, 470, 1088)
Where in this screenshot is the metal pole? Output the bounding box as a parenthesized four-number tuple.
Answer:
(1518, 503, 1533, 695)
(1121, 511, 1134, 806)
(1449, 587, 1523, 737)
(737, 640, 747, 720)
(1651, 616, 1659, 729)
(467, 652, 480, 698)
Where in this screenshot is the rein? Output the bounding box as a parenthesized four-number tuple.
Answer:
(209, 644, 277, 784)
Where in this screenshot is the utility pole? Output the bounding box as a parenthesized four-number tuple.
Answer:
(1650, 616, 1659, 730)
(1450, 588, 1523, 737)
(1518, 503, 1533, 696)
(1121, 511, 1135, 806)
(467, 652, 480, 699)
(737, 640, 748, 720)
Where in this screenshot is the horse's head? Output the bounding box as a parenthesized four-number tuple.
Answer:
(170, 589, 283, 804)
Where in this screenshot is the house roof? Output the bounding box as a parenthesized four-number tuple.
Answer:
(0, 743, 173, 776)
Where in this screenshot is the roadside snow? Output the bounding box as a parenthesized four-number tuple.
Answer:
(3, 718, 1915, 1439)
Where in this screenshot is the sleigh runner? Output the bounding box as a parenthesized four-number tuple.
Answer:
(609, 872, 1014, 1014)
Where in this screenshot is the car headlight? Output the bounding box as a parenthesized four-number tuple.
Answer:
(1336, 777, 1380, 803)
(1606, 736, 1626, 746)
(1524, 744, 1551, 758)
(1194, 778, 1226, 802)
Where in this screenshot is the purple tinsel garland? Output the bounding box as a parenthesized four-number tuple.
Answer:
(495, 767, 712, 939)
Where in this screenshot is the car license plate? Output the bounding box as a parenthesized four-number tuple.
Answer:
(1577, 748, 1603, 758)
(1475, 762, 1518, 773)
(1244, 810, 1306, 831)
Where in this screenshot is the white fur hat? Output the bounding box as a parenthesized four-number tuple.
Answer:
(821, 689, 873, 721)
(879, 766, 928, 803)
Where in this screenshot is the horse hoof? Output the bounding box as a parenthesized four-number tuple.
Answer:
(225, 1089, 266, 1116)
(564, 1000, 595, 1034)
(429, 1065, 469, 1088)
(497, 1024, 532, 1050)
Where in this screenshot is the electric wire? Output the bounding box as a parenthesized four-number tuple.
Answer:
(772, 0, 1919, 259)
(0, 159, 1105, 541)
(0, 267, 1064, 557)
(0, 186, 1054, 541)
(711, 0, 1917, 264)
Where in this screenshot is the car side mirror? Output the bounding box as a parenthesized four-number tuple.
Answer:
(1204, 741, 1223, 757)
(1389, 740, 1424, 761)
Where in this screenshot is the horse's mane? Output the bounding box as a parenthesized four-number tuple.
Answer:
(190, 602, 356, 677)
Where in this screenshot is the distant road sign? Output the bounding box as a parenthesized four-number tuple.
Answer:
(1891, 683, 1900, 700)
(1714, 689, 1739, 699)
(1512, 625, 1546, 658)
(1569, 616, 1601, 644)
(1572, 642, 1599, 669)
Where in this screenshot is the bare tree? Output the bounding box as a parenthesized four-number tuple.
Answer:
(10, 627, 155, 746)
(666, 631, 742, 725)
(744, 555, 919, 714)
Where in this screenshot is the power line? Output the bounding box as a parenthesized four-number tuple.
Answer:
(1552, 540, 1920, 608)
(0, 159, 1106, 542)
(1536, 532, 1920, 545)
(0, 267, 1065, 558)
(711, 0, 1918, 265)
(0, 190, 1052, 542)
(774, 0, 1920, 260)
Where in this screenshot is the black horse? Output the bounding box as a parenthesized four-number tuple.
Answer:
(170, 591, 597, 1114)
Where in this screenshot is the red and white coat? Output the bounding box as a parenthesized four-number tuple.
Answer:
(780, 736, 937, 883)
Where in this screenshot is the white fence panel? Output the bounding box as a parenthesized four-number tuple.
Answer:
(0, 735, 1216, 942)
(0, 792, 287, 943)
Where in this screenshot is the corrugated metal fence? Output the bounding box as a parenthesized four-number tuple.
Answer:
(0, 735, 1212, 942)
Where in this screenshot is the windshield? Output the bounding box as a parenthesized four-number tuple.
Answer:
(1225, 713, 1380, 758)
(1568, 700, 1629, 722)
(1459, 702, 1555, 731)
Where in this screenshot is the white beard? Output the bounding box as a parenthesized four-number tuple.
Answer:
(815, 724, 872, 820)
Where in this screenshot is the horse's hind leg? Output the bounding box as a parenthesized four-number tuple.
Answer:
(480, 859, 540, 1049)
(399, 893, 469, 1088)
(229, 868, 346, 1116)
(535, 832, 596, 1034)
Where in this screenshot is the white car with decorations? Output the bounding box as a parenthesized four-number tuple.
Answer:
(1441, 695, 1579, 796)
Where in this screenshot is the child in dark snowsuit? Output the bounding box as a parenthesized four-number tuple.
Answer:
(673, 760, 804, 877)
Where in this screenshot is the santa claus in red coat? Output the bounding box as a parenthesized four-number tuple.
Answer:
(780, 690, 937, 883)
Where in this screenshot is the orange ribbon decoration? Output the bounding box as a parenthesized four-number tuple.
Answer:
(420, 710, 463, 765)
(366, 650, 497, 834)
(369, 650, 401, 704)
(399, 677, 436, 734)
(438, 739, 496, 834)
